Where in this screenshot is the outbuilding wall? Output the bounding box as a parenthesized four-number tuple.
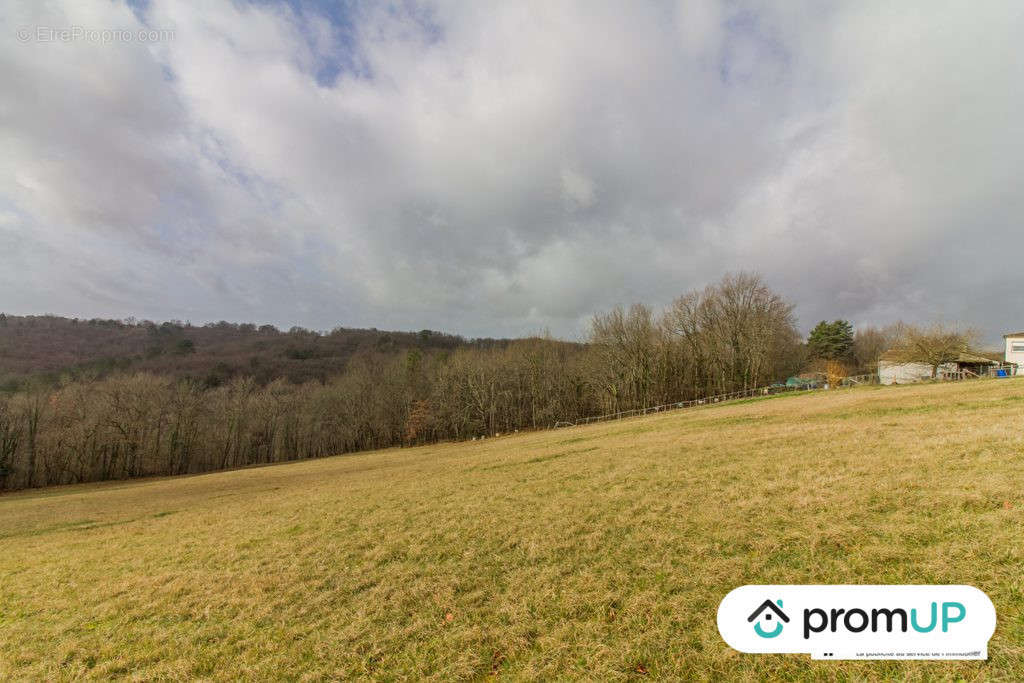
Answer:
(878, 360, 957, 385)
(1005, 336, 1024, 375)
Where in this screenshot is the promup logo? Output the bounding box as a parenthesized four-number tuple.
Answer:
(718, 585, 996, 660)
(748, 599, 789, 638)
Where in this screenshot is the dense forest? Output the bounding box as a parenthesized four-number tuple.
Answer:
(1, 273, 854, 491)
(0, 313, 509, 391)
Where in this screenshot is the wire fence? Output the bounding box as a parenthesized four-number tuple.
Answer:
(551, 363, 1017, 431)
(986, 364, 1019, 378)
(560, 380, 837, 429)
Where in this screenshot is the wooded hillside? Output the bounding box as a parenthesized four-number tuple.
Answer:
(0, 274, 806, 490)
(0, 314, 506, 390)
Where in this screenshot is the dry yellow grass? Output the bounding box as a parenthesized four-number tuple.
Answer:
(2, 379, 1024, 680)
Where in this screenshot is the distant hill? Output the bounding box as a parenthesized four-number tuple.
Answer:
(0, 314, 510, 390)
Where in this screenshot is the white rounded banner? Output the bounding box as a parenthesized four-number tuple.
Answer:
(717, 585, 995, 660)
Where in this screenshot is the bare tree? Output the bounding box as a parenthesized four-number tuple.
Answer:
(664, 272, 800, 396)
(588, 304, 661, 411)
(0, 275, 807, 491)
(0, 400, 21, 487)
(886, 323, 979, 378)
(852, 324, 903, 374)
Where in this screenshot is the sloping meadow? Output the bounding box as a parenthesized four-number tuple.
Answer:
(1, 380, 1023, 679)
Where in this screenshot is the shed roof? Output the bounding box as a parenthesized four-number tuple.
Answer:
(879, 351, 997, 364)
(1004, 331, 1024, 338)
(957, 352, 1000, 364)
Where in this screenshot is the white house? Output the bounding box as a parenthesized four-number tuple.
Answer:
(1004, 332, 1024, 375)
(877, 352, 998, 385)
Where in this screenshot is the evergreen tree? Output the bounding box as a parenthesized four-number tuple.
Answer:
(807, 320, 854, 360)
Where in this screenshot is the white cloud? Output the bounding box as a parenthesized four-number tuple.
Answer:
(0, 0, 1021, 341)
(560, 168, 596, 211)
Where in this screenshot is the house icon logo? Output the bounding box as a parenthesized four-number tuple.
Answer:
(748, 599, 789, 638)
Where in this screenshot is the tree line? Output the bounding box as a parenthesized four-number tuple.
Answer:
(0, 313, 505, 391)
(0, 273, 814, 491)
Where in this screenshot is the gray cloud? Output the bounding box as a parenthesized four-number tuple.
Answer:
(1, 0, 1022, 343)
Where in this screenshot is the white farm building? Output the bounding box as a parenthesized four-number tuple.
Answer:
(877, 352, 998, 385)
(1004, 332, 1024, 374)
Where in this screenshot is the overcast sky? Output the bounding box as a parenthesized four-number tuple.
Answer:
(2, 1, 1022, 342)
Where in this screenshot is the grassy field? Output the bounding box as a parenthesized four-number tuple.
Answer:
(2, 380, 1024, 680)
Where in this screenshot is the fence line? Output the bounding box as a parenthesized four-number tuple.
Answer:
(986, 364, 1018, 378)
(559, 380, 832, 429)
(551, 365, 1021, 430)
(840, 373, 879, 386)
